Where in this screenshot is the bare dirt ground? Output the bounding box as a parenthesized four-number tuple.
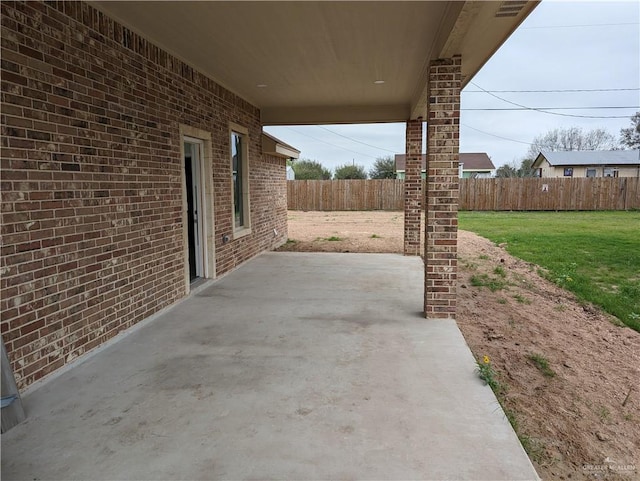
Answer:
(278, 211, 639, 481)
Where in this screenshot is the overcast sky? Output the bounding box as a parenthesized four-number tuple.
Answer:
(265, 0, 640, 172)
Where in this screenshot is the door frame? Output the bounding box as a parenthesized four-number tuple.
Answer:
(180, 126, 216, 293)
(184, 137, 205, 280)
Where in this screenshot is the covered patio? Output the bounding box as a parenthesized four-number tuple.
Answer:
(2, 253, 538, 480)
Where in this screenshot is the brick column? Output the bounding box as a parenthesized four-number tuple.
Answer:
(403, 119, 423, 256)
(424, 56, 461, 318)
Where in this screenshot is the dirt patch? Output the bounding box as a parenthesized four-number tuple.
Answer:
(279, 211, 639, 480)
(278, 211, 412, 253)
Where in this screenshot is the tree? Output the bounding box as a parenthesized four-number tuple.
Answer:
(620, 111, 640, 149)
(291, 159, 332, 180)
(495, 162, 518, 178)
(495, 158, 537, 178)
(369, 156, 396, 179)
(526, 126, 618, 158)
(334, 163, 368, 179)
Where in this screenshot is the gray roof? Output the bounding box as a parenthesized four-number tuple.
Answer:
(535, 150, 640, 167)
(394, 153, 494, 171)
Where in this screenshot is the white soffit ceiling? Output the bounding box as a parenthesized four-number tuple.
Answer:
(91, 1, 538, 124)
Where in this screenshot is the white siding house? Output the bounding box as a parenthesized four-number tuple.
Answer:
(532, 150, 640, 178)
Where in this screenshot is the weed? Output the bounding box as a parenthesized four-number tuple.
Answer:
(597, 405, 611, 423)
(553, 262, 577, 287)
(493, 266, 507, 278)
(518, 434, 547, 464)
(470, 274, 507, 292)
(325, 236, 343, 241)
(554, 303, 567, 312)
(285, 239, 297, 245)
(498, 298, 507, 305)
(513, 294, 531, 305)
(476, 357, 548, 463)
(527, 353, 556, 378)
(476, 355, 503, 394)
(370, 234, 381, 239)
(479, 254, 489, 260)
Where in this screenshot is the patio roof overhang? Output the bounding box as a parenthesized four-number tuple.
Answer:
(90, 1, 538, 125)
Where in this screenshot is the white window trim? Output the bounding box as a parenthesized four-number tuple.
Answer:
(230, 122, 251, 238)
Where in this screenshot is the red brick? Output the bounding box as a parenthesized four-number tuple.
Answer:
(424, 56, 461, 320)
(2, 0, 288, 391)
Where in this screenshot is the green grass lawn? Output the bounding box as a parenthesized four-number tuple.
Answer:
(459, 211, 640, 332)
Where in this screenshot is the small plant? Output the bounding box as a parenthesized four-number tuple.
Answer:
(498, 298, 507, 305)
(513, 294, 531, 305)
(554, 303, 567, 312)
(285, 239, 297, 245)
(527, 353, 556, 378)
(476, 355, 503, 394)
(475, 354, 549, 465)
(493, 266, 507, 278)
(370, 234, 381, 239)
(470, 274, 506, 292)
(597, 405, 611, 423)
(325, 236, 343, 241)
(553, 262, 577, 287)
(479, 254, 489, 260)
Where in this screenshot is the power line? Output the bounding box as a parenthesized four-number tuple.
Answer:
(464, 87, 640, 93)
(283, 127, 378, 159)
(463, 106, 639, 111)
(317, 126, 397, 153)
(462, 124, 533, 146)
(469, 82, 636, 119)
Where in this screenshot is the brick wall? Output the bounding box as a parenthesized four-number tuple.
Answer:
(424, 56, 461, 319)
(403, 119, 422, 256)
(1, 1, 287, 390)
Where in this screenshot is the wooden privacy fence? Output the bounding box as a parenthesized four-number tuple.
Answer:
(460, 177, 639, 211)
(287, 179, 404, 211)
(287, 178, 640, 211)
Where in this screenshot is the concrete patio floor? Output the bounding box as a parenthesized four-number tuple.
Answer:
(1, 252, 539, 481)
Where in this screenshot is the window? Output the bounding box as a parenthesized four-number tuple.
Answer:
(230, 125, 250, 235)
(563, 168, 573, 177)
(586, 168, 596, 178)
(603, 168, 618, 178)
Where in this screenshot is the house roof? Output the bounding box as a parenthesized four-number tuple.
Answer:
(394, 153, 494, 171)
(261, 132, 300, 159)
(533, 150, 640, 168)
(91, 1, 538, 125)
(459, 153, 495, 170)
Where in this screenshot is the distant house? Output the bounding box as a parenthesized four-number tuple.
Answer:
(394, 153, 494, 179)
(458, 153, 495, 178)
(532, 150, 640, 178)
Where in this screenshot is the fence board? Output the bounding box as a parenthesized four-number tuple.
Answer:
(287, 178, 640, 211)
